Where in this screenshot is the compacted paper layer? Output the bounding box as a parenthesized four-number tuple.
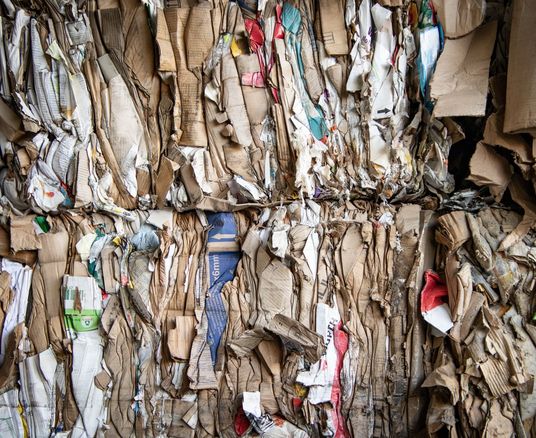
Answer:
(1, 0, 536, 437)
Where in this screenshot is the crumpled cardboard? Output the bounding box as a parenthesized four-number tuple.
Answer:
(467, 141, 513, 201)
(430, 21, 497, 117)
(1, 1, 536, 437)
(424, 206, 536, 435)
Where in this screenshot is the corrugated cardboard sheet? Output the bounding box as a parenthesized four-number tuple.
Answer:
(0, 0, 536, 437)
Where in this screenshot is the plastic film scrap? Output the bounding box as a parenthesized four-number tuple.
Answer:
(1, 0, 536, 437)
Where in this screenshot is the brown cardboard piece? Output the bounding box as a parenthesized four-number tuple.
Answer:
(184, 2, 214, 74)
(33, 230, 70, 355)
(318, 0, 349, 56)
(431, 0, 485, 38)
(430, 21, 497, 117)
(0, 98, 25, 142)
(168, 315, 196, 360)
(155, 8, 176, 72)
(504, 0, 536, 133)
(435, 211, 470, 252)
(255, 257, 293, 328)
(128, 251, 154, 322)
(422, 353, 459, 404)
(155, 156, 180, 208)
(10, 215, 42, 251)
(103, 313, 135, 436)
(165, 7, 208, 147)
(0, 226, 36, 265)
(499, 174, 536, 250)
(266, 314, 325, 364)
(221, 52, 254, 148)
(467, 141, 513, 201)
(484, 113, 532, 176)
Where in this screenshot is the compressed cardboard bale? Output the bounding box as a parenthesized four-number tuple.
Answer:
(1, 0, 536, 437)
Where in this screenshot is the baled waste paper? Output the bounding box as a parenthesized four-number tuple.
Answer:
(0, 0, 536, 437)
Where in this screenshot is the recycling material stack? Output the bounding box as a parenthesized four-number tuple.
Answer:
(0, 0, 535, 437)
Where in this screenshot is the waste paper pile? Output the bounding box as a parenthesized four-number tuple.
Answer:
(0, 0, 536, 436)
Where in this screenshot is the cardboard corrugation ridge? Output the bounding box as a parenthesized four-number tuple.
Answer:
(0, 0, 535, 437)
